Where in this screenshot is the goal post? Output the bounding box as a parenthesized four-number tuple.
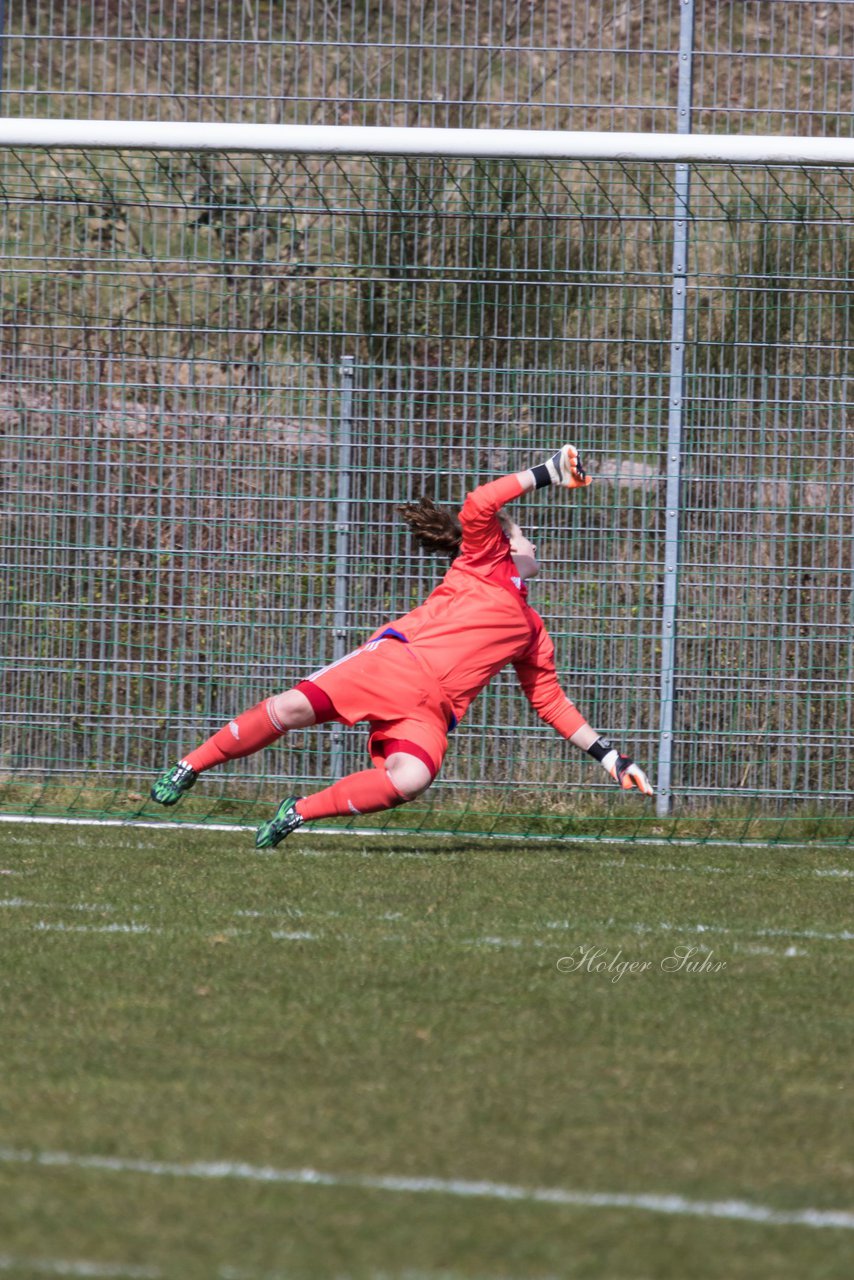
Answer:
(2, 122, 852, 843)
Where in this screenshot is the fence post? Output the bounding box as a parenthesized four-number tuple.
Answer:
(656, 0, 695, 817)
(0, 0, 5, 111)
(330, 354, 355, 780)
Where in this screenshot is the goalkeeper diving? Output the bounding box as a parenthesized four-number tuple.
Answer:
(152, 446, 654, 846)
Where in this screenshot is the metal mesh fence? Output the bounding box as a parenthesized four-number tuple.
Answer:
(1, 144, 852, 840)
(2, 2, 853, 135)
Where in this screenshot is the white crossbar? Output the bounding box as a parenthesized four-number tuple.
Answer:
(1, 119, 854, 165)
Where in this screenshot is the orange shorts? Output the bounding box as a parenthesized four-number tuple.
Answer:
(296, 637, 452, 778)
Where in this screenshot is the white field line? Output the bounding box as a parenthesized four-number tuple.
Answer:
(2, 896, 851, 949)
(615, 919, 854, 944)
(0, 1259, 544, 1280)
(0, 1145, 852, 1232)
(738, 944, 808, 958)
(0, 1257, 325, 1280)
(0, 898, 115, 912)
(0, 811, 847, 853)
(5, 923, 823, 956)
(33, 922, 155, 935)
(0, 1255, 159, 1278)
(598, 858, 854, 881)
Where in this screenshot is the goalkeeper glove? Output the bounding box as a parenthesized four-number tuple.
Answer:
(530, 444, 592, 490)
(588, 737, 654, 796)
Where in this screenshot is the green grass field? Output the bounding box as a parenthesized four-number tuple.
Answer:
(0, 820, 851, 1280)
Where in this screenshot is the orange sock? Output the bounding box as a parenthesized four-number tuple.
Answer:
(182, 699, 285, 773)
(296, 767, 407, 821)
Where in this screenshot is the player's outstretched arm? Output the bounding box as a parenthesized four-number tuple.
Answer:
(517, 444, 593, 493)
(569, 723, 654, 795)
(512, 450, 649, 794)
(513, 621, 654, 798)
(462, 446, 591, 542)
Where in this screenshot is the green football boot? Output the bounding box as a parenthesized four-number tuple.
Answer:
(150, 761, 198, 807)
(255, 796, 304, 849)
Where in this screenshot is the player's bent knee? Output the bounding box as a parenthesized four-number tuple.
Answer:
(268, 688, 317, 730)
(385, 751, 434, 800)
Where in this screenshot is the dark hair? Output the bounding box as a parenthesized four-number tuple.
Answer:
(397, 496, 462, 559)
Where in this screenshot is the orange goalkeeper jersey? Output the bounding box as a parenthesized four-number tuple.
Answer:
(369, 473, 587, 740)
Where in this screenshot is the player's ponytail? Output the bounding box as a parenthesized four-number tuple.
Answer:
(397, 496, 462, 559)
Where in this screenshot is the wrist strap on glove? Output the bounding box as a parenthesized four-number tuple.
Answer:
(588, 736, 626, 780)
(531, 446, 588, 490)
(531, 451, 564, 489)
(587, 736, 654, 795)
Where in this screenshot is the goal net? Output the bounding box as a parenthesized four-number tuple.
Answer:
(2, 124, 852, 842)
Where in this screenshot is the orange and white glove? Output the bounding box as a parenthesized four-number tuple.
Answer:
(531, 444, 592, 491)
(588, 738, 654, 795)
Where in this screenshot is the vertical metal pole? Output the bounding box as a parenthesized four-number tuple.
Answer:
(0, 0, 6, 113)
(656, 0, 695, 817)
(330, 354, 355, 779)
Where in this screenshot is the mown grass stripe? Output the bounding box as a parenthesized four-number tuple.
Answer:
(1, 1147, 852, 1231)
